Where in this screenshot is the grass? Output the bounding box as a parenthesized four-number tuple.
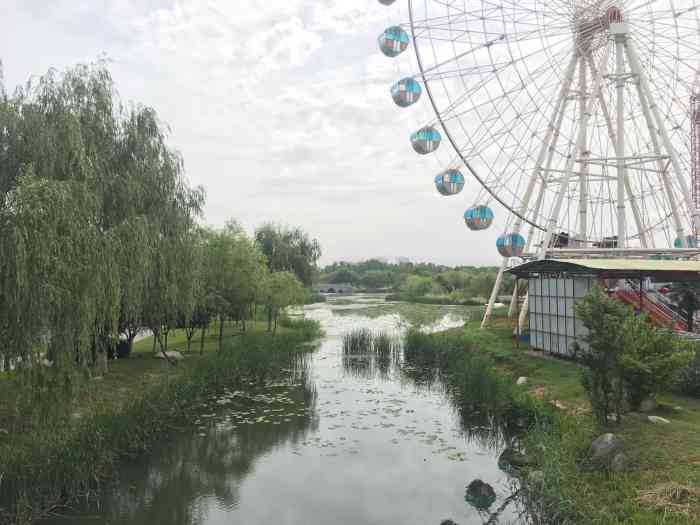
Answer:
(439, 316, 700, 523)
(0, 318, 321, 525)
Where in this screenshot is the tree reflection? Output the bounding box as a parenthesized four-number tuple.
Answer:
(77, 378, 318, 525)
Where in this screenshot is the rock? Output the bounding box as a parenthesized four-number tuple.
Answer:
(648, 415, 670, 424)
(590, 433, 622, 464)
(498, 447, 533, 471)
(607, 414, 619, 423)
(465, 479, 497, 510)
(155, 350, 184, 361)
(639, 397, 658, 413)
(551, 400, 568, 410)
(673, 406, 684, 413)
(440, 521, 458, 525)
(516, 376, 528, 386)
(0, 428, 8, 435)
(610, 452, 628, 472)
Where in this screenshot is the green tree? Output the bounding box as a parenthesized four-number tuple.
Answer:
(620, 315, 693, 409)
(254, 223, 321, 286)
(574, 286, 629, 424)
(668, 281, 700, 331)
(265, 272, 305, 334)
(401, 275, 434, 297)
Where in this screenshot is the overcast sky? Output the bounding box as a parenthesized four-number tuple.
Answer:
(0, 0, 503, 267)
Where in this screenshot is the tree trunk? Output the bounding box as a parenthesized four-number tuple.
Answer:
(218, 314, 225, 352)
(200, 326, 206, 355)
(186, 328, 194, 353)
(273, 311, 278, 335)
(152, 330, 158, 354)
(267, 306, 273, 332)
(155, 330, 177, 367)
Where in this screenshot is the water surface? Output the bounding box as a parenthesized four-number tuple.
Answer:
(43, 295, 524, 525)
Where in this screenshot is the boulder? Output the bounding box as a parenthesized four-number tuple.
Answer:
(610, 452, 628, 472)
(155, 350, 184, 361)
(589, 433, 622, 464)
(639, 397, 658, 413)
(440, 521, 458, 525)
(648, 415, 670, 424)
(516, 376, 528, 386)
(465, 479, 497, 510)
(498, 447, 533, 471)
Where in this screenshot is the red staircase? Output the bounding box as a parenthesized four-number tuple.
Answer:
(615, 288, 688, 331)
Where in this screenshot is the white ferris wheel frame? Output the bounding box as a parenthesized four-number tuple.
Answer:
(405, 0, 700, 328)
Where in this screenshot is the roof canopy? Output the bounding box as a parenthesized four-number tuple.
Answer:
(507, 258, 700, 282)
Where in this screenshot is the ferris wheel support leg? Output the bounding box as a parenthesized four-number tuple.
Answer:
(588, 52, 650, 248)
(517, 290, 530, 334)
(624, 40, 687, 244)
(508, 181, 545, 318)
(615, 32, 627, 248)
(627, 42, 692, 246)
(482, 258, 508, 329)
(503, 53, 577, 322)
(578, 55, 591, 244)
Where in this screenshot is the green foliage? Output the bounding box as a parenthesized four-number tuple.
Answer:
(575, 286, 693, 423)
(668, 281, 700, 331)
(400, 274, 434, 297)
(574, 286, 630, 424)
(319, 260, 513, 299)
(254, 223, 321, 287)
(620, 316, 693, 408)
(0, 330, 316, 525)
(676, 348, 700, 397)
(264, 271, 305, 333)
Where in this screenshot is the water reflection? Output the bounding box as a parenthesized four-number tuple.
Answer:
(42, 295, 527, 525)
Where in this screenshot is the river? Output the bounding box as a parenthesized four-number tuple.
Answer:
(42, 294, 525, 525)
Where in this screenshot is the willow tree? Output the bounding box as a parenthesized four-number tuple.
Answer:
(0, 62, 202, 391)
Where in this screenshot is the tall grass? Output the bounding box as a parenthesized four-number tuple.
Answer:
(0, 331, 316, 525)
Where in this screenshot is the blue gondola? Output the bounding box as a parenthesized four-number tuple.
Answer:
(378, 26, 410, 57)
(391, 78, 422, 108)
(674, 235, 698, 248)
(411, 126, 442, 154)
(496, 233, 526, 258)
(434, 169, 465, 196)
(464, 205, 494, 231)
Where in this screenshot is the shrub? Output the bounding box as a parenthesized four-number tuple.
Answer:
(574, 287, 629, 424)
(620, 317, 693, 408)
(676, 349, 700, 397)
(575, 286, 693, 423)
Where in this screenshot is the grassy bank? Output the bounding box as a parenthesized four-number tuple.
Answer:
(0, 319, 321, 525)
(425, 319, 700, 523)
(386, 293, 484, 306)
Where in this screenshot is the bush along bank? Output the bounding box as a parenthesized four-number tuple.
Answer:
(403, 322, 700, 524)
(0, 327, 320, 525)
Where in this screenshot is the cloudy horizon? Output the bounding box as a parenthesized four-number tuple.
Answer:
(1, 0, 505, 267)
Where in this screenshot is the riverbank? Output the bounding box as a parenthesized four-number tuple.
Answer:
(385, 293, 485, 306)
(436, 318, 700, 523)
(0, 319, 322, 525)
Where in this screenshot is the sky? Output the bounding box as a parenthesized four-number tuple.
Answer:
(0, 0, 503, 267)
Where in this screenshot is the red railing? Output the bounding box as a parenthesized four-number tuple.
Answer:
(615, 289, 688, 331)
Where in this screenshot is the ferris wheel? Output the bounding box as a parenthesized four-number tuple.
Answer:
(375, 0, 700, 326)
